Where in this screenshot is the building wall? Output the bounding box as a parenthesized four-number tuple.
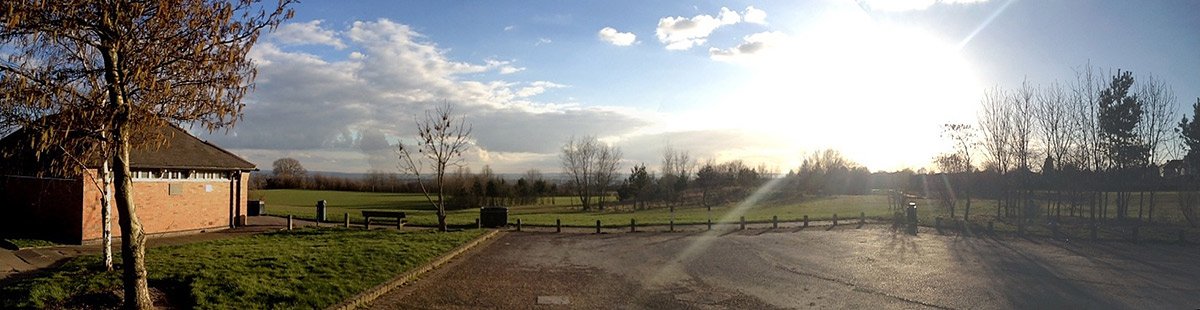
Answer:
(81, 170, 249, 242)
(0, 175, 84, 243)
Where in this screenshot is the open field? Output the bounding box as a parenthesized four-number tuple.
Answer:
(369, 228, 1200, 309)
(0, 228, 484, 309)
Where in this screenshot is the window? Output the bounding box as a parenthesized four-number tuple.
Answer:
(131, 169, 228, 181)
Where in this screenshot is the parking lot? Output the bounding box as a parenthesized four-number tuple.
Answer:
(370, 226, 1200, 309)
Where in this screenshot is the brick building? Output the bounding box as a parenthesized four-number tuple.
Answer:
(0, 125, 255, 244)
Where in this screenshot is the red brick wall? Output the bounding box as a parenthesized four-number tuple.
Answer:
(81, 170, 248, 242)
(0, 175, 84, 243)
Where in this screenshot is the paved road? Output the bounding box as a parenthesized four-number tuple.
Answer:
(370, 226, 1200, 309)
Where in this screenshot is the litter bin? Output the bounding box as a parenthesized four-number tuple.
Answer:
(316, 200, 327, 222)
(906, 202, 918, 235)
(480, 207, 508, 228)
(248, 200, 266, 216)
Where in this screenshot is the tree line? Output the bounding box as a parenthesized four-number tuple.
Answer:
(927, 64, 1200, 227)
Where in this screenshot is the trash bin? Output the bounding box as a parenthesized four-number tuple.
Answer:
(906, 202, 918, 235)
(248, 200, 266, 216)
(316, 200, 327, 222)
(480, 207, 508, 228)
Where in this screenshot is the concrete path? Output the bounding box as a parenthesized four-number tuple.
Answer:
(369, 226, 1200, 309)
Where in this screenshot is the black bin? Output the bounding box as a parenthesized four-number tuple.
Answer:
(248, 200, 266, 216)
(316, 200, 327, 222)
(480, 207, 508, 228)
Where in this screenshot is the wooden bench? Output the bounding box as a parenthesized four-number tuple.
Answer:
(362, 210, 406, 229)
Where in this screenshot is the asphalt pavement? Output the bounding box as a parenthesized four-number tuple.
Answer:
(369, 225, 1200, 309)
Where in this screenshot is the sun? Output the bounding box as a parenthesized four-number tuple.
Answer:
(698, 11, 983, 171)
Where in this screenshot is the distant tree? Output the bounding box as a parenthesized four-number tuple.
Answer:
(941, 123, 976, 220)
(1178, 98, 1200, 175)
(0, 1, 293, 307)
(1099, 70, 1147, 170)
(618, 164, 653, 209)
(397, 104, 472, 231)
(979, 87, 1014, 173)
(273, 158, 307, 177)
(560, 135, 621, 211)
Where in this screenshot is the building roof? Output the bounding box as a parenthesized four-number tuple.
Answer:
(0, 123, 255, 176)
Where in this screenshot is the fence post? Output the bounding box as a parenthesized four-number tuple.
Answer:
(596, 220, 601, 234)
(344, 213, 350, 228)
(556, 219, 561, 233)
(475, 218, 481, 229)
(670, 219, 674, 232)
(707, 219, 712, 231)
(860, 212, 865, 225)
(740, 216, 745, 230)
(773, 215, 778, 229)
(833, 214, 838, 226)
(517, 218, 522, 232)
(630, 219, 636, 233)
(803, 215, 809, 227)
(287, 215, 293, 230)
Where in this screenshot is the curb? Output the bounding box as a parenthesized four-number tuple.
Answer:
(327, 229, 502, 310)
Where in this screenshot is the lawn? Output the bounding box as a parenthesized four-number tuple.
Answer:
(251, 189, 1198, 242)
(0, 228, 485, 309)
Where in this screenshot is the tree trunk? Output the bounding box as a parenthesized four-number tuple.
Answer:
(100, 154, 114, 271)
(113, 118, 153, 309)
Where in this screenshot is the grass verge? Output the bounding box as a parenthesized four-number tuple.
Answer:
(0, 238, 61, 250)
(0, 228, 485, 309)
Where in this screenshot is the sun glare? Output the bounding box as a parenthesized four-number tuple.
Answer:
(696, 11, 983, 171)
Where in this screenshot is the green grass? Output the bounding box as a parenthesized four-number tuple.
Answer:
(0, 238, 61, 250)
(252, 189, 596, 227)
(0, 228, 485, 309)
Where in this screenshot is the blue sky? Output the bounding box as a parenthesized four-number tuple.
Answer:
(204, 0, 1200, 174)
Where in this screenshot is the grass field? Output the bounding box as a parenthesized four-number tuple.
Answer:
(0, 228, 485, 309)
(251, 189, 1198, 241)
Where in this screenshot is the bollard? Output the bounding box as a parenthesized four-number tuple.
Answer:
(860, 212, 865, 225)
(556, 219, 562, 233)
(287, 215, 293, 230)
(596, 220, 601, 234)
(707, 219, 712, 231)
(905, 202, 918, 235)
(631, 219, 636, 233)
(670, 219, 674, 232)
(740, 216, 746, 230)
(773, 215, 778, 229)
(1131, 226, 1139, 243)
(833, 214, 838, 226)
(344, 213, 350, 228)
(316, 200, 327, 222)
(476, 218, 481, 229)
(517, 219, 522, 232)
(803, 215, 809, 227)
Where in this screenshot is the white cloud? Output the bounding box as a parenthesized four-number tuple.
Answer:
(597, 27, 637, 46)
(536, 37, 552, 46)
(858, 0, 989, 11)
(743, 6, 767, 25)
(655, 6, 768, 50)
(207, 19, 649, 173)
(504, 25, 515, 31)
(273, 20, 347, 49)
(709, 31, 789, 61)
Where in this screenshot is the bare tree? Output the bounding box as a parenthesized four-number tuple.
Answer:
(1136, 73, 1178, 165)
(1034, 81, 1073, 170)
(941, 123, 976, 220)
(560, 136, 621, 211)
(978, 87, 1013, 173)
(397, 104, 472, 232)
(0, 1, 292, 307)
(1011, 79, 1039, 172)
(1070, 62, 1106, 172)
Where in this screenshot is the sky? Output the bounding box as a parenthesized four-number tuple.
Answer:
(200, 0, 1200, 175)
